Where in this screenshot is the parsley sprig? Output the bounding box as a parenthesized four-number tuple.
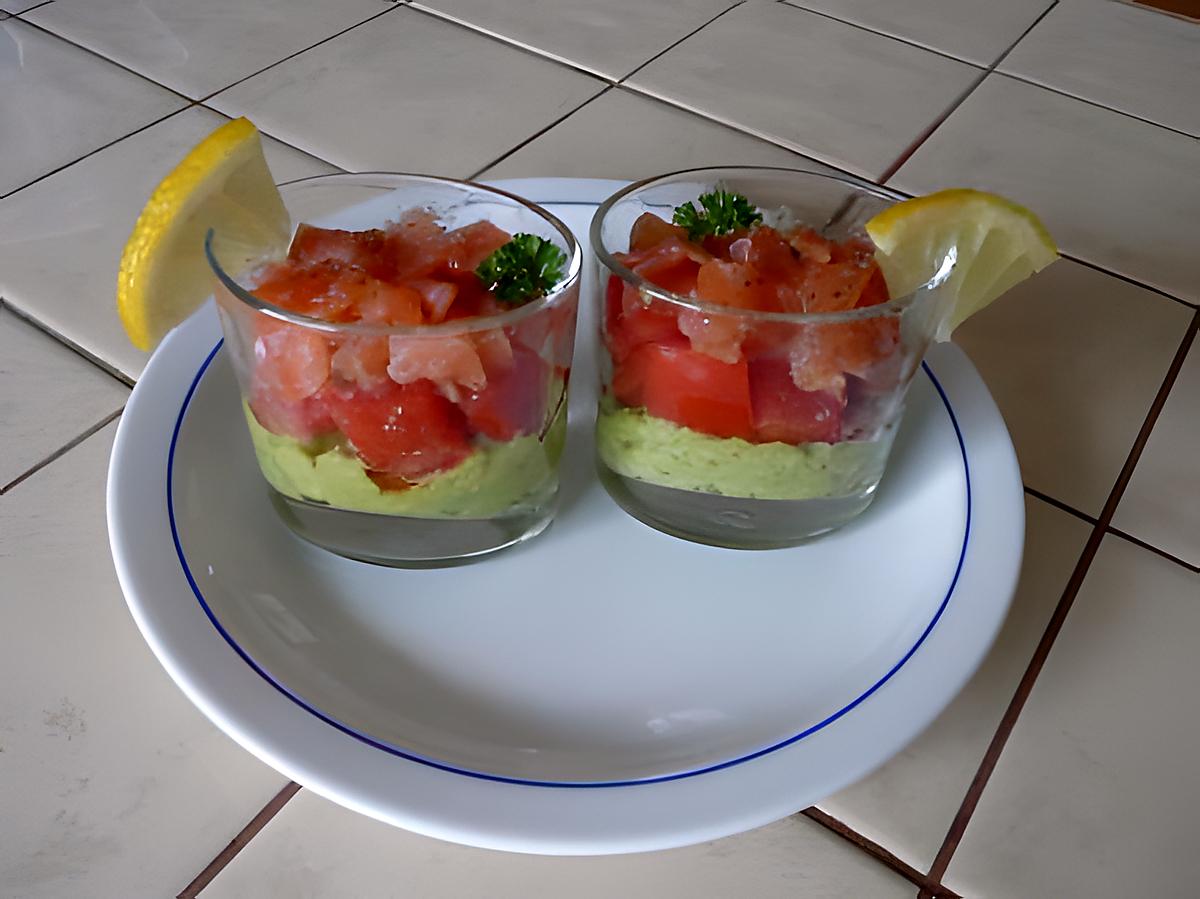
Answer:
(672, 189, 762, 241)
(475, 233, 567, 304)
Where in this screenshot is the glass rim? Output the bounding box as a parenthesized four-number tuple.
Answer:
(207, 171, 583, 337)
(589, 165, 940, 324)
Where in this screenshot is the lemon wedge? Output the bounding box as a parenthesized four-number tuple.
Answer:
(865, 188, 1058, 341)
(117, 117, 290, 351)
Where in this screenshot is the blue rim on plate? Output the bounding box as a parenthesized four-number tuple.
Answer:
(167, 341, 971, 789)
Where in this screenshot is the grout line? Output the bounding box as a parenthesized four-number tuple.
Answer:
(876, 1, 1058, 184)
(1057, 253, 1198, 311)
(924, 306, 1199, 885)
(801, 808, 960, 896)
(10, 0, 54, 16)
(993, 69, 1200, 142)
(1, 301, 135, 385)
(0, 102, 197, 202)
(615, 81, 876, 181)
(0, 406, 124, 495)
(467, 86, 614, 181)
(178, 781, 302, 898)
(779, 1, 988, 69)
(194, 102, 347, 172)
(1107, 525, 1199, 574)
(408, 3, 620, 84)
(619, 1, 745, 84)
(1, 299, 135, 387)
(11, 16, 194, 103)
(1022, 486, 1098, 526)
(195, 4, 402, 104)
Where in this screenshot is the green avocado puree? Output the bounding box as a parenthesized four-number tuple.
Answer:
(595, 401, 887, 500)
(245, 400, 566, 518)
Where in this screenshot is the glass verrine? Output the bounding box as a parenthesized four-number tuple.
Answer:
(210, 173, 581, 566)
(591, 167, 950, 548)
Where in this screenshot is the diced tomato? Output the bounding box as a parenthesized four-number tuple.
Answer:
(801, 241, 882, 312)
(749, 357, 844, 444)
(613, 343, 754, 441)
(441, 275, 503, 321)
(677, 308, 745, 364)
(383, 210, 455, 280)
(624, 238, 703, 296)
(355, 281, 423, 326)
(787, 227, 834, 264)
(248, 384, 336, 443)
(386, 334, 486, 393)
(458, 344, 550, 441)
(856, 267, 891, 308)
(407, 279, 458, 323)
(604, 277, 684, 362)
(288, 224, 391, 278)
(629, 213, 686, 251)
(327, 379, 473, 480)
(253, 261, 353, 322)
(695, 259, 768, 310)
(252, 318, 331, 403)
(445, 220, 513, 271)
(472, 327, 514, 373)
(788, 318, 901, 392)
(330, 336, 391, 388)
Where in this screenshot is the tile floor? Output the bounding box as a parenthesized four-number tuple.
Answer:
(1, 1, 1196, 896)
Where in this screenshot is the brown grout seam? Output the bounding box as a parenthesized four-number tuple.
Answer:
(993, 69, 1200, 142)
(1107, 525, 1199, 574)
(924, 307, 1199, 886)
(467, 86, 615, 181)
(0, 101, 199, 202)
(779, 1, 987, 69)
(618, 1, 745, 85)
(193, 4, 401, 105)
(876, 0, 1059, 184)
(177, 781, 302, 898)
(0, 406, 124, 495)
(801, 807, 960, 896)
(407, 3, 622, 84)
(1022, 485, 1098, 526)
(0, 300, 135, 386)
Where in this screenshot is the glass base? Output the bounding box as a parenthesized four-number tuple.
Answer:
(597, 460, 878, 549)
(269, 490, 555, 567)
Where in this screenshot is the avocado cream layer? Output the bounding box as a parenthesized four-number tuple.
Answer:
(596, 402, 887, 501)
(245, 401, 566, 518)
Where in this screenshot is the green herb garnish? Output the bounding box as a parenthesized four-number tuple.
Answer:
(475, 233, 568, 304)
(672, 189, 762, 241)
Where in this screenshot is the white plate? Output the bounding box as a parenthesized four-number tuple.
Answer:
(108, 177, 1024, 855)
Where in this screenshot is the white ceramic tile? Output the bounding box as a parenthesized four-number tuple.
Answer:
(482, 88, 835, 181)
(0, 306, 127, 489)
(945, 535, 1200, 898)
(0, 0, 49, 14)
(209, 7, 605, 176)
(1114, 340, 1200, 566)
(891, 73, 1200, 304)
(24, 0, 387, 100)
(1000, 0, 1200, 137)
(820, 496, 1090, 870)
(786, 0, 1052, 66)
(626, 1, 979, 179)
(0, 18, 186, 196)
(202, 790, 916, 899)
(0, 423, 288, 899)
(0, 107, 339, 381)
(413, 0, 735, 80)
(953, 259, 1193, 516)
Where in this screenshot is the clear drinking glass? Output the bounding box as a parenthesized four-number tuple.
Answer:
(210, 173, 581, 566)
(591, 167, 950, 548)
